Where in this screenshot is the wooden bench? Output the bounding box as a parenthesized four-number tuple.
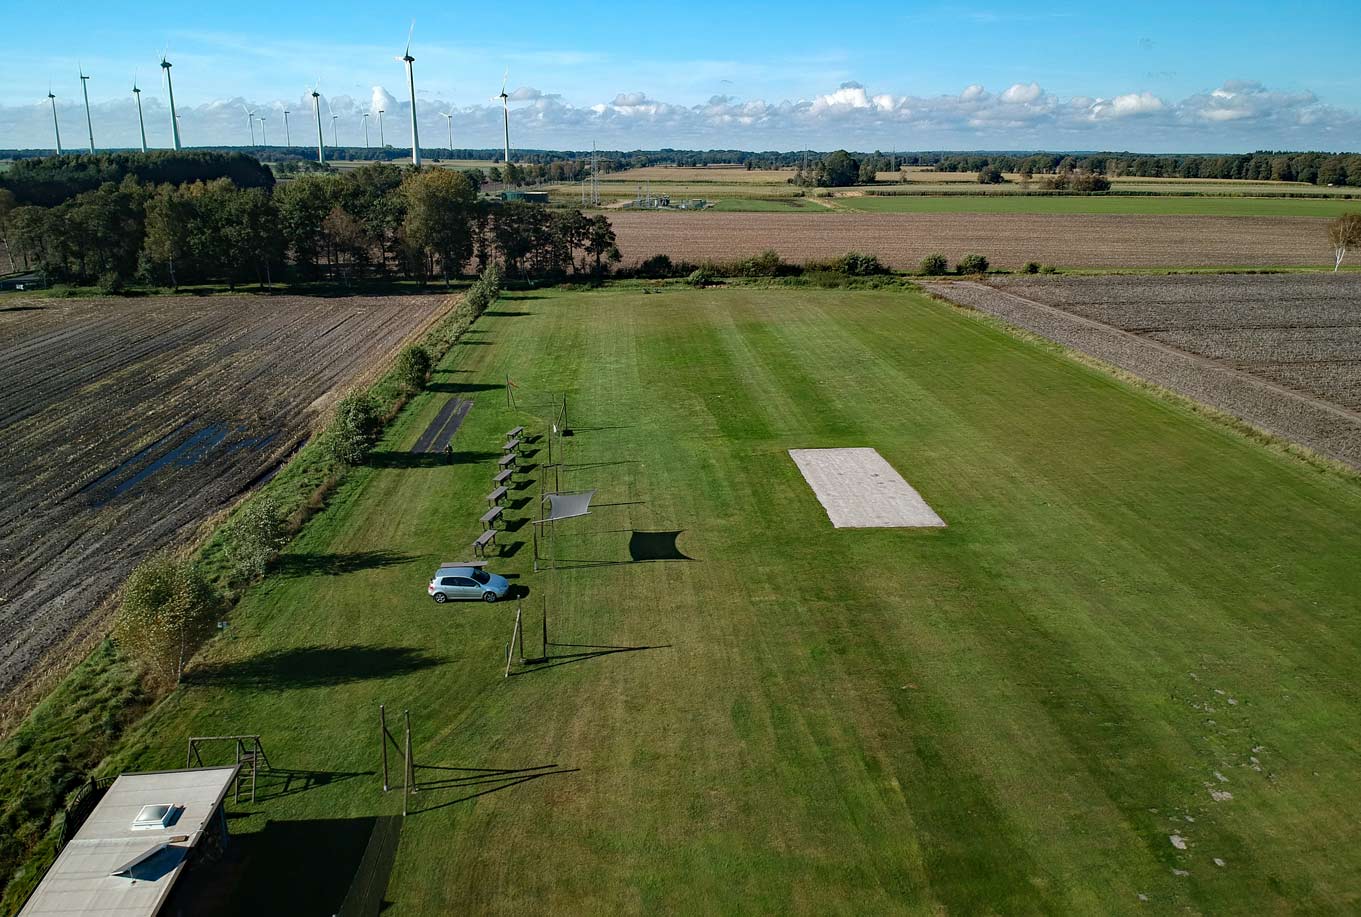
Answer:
(480, 505, 503, 529)
(493, 468, 514, 486)
(506, 425, 524, 439)
(486, 485, 508, 506)
(473, 530, 496, 557)
(498, 453, 516, 468)
(502, 437, 522, 452)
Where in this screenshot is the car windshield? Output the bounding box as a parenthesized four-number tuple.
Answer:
(471, 570, 490, 584)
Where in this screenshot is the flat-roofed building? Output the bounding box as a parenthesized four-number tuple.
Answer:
(20, 765, 239, 917)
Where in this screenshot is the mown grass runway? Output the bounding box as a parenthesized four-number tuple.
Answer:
(104, 285, 1361, 914)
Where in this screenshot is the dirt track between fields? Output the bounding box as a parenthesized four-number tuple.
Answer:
(605, 212, 1333, 269)
(0, 293, 450, 701)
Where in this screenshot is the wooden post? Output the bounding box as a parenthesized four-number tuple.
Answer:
(541, 594, 548, 660)
(380, 705, 390, 792)
(405, 709, 417, 793)
(402, 710, 412, 816)
(513, 606, 524, 665)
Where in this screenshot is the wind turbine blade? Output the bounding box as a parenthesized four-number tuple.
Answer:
(405, 19, 415, 57)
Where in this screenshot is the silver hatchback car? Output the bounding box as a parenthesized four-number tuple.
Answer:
(428, 565, 511, 603)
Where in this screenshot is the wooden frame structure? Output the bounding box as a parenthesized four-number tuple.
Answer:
(185, 735, 271, 803)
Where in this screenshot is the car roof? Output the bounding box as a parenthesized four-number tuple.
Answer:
(434, 566, 481, 577)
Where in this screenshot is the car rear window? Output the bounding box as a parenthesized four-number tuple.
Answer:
(440, 577, 457, 586)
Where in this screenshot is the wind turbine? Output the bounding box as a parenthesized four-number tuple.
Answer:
(491, 69, 510, 165)
(259, 115, 268, 146)
(283, 109, 291, 146)
(396, 21, 420, 166)
(440, 111, 452, 154)
(78, 67, 95, 153)
(245, 106, 256, 146)
(161, 56, 181, 150)
(378, 109, 385, 146)
(331, 114, 339, 148)
(132, 76, 147, 152)
(47, 86, 62, 154)
(311, 87, 325, 163)
(362, 112, 370, 150)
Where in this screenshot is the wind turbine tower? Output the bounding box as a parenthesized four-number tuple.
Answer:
(47, 88, 62, 154)
(378, 109, 385, 147)
(362, 112, 370, 150)
(331, 114, 339, 148)
(79, 68, 95, 153)
(441, 112, 452, 154)
(246, 107, 256, 146)
(283, 110, 291, 146)
(260, 115, 268, 146)
(311, 88, 325, 163)
(161, 57, 182, 150)
(398, 23, 421, 166)
(133, 78, 147, 152)
(493, 70, 510, 164)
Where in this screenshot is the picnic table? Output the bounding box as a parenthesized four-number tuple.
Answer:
(486, 485, 508, 506)
(480, 505, 504, 529)
(473, 530, 496, 557)
(498, 453, 516, 468)
(493, 468, 514, 485)
(507, 425, 525, 439)
(502, 437, 522, 452)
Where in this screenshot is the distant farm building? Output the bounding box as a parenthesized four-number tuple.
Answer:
(500, 190, 550, 204)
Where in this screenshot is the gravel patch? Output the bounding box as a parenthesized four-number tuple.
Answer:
(789, 448, 946, 528)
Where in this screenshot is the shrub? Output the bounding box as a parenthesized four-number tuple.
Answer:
(957, 254, 990, 275)
(687, 267, 715, 287)
(96, 271, 125, 295)
(1039, 264, 1059, 274)
(1022, 261, 1041, 274)
(835, 252, 888, 276)
(113, 553, 219, 684)
(977, 166, 1006, 184)
(636, 254, 676, 278)
(920, 253, 950, 276)
(732, 250, 791, 278)
(324, 390, 383, 466)
(219, 493, 288, 583)
(393, 345, 432, 394)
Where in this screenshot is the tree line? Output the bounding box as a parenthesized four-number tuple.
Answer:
(1, 158, 619, 289)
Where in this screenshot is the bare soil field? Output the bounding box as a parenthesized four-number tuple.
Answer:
(0, 293, 450, 697)
(923, 274, 1361, 468)
(605, 212, 1334, 269)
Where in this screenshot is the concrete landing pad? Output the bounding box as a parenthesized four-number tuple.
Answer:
(789, 448, 945, 529)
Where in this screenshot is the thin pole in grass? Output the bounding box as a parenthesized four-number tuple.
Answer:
(380, 704, 389, 792)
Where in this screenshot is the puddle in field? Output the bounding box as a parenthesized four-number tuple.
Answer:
(82, 423, 278, 505)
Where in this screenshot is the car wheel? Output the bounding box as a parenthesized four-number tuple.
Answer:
(433, 593, 448, 604)
(482, 592, 498, 603)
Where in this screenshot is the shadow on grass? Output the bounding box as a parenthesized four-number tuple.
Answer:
(369, 449, 500, 468)
(426, 381, 504, 394)
(186, 646, 445, 689)
(481, 309, 534, 316)
(271, 550, 412, 578)
(510, 643, 670, 675)
(253, 766, 374, 803)
(406, 764, 577, 814)
(207, 817, 386, 917)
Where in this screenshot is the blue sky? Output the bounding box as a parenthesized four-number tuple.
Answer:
(2, 1, 1358, 152)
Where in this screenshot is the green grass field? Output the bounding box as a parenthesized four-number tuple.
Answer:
(832, 194, 1361, 218)
(709, 197, 825, 212)
(94, 285, 1361, 914)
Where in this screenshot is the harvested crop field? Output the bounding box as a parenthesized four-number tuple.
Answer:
(0, 293, 450, 698)
(605, 212, 1335, 269)
(923, 274, 1361, 469)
